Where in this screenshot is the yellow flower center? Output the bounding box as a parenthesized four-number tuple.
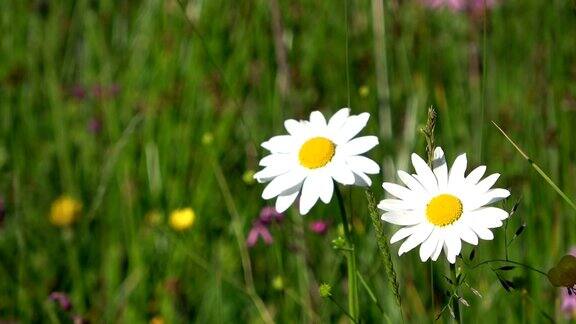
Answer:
(426, 194, 463, 227)
(298, 137, 336, 169)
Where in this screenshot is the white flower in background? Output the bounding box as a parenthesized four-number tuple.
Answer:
(254, 108, 380, 215)
(379, 147, 510, 263)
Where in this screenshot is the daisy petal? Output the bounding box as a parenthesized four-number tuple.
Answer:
(444, 229, 462, 263)
(444, 244, 456, 264)
(483, 188, 511, 205)
(340, 136, 379, 156)
(262, 169, 306, 200)
(467, 188, 510, 210)
(465, 165, 486, 185)
(310, 111, 327, 128)
(411, 153, 438, 192)
(347, 155, 380, 174)
(381, 211, 421, 226)
(262, 135, 295, 153)
(431, 236, 444, 261)
(476, 173, 500, 192)
(254, 165, 291, 182)
(329, 160, 356, 185)
(454, 222, 478, 245)
(390, 226, 419, 244)
(259, 153, 292, 167)
(419, 228, 440, 262)
(382, 182, 413, 201)
(284, 119, 303, 135)
(399, 224, 433, 256)
(482, 207, 509, 220)
(299, 175, 322, 215)
(377, 199, 412, 211)
(449, 153, 467, 187)
(352, 171, 372, 187)
(318, 175, 334, 204)
(335, 112, 370, 144)
(398, 170, 426, 192)
(275, 186, 300, 212)
(465, 208, 507, 228)
(433, 147, 448, 190)
(470, 226, 494, 240)
(328, 107, 350, 131)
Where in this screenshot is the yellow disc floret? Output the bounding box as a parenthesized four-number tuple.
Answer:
(298, 137, 336, 169)
(426, 194, 463, 227)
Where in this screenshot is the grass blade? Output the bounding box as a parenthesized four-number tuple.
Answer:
(492, 121, 576, 213)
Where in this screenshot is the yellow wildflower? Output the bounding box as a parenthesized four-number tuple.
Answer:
(169, 208, 196, 231)
(49, 196, 82, 227)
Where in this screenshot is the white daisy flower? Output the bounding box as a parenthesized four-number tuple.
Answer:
(254, 108, 380, 215)
(379, 147, 510, 264)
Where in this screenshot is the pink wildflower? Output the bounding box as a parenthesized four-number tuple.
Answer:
(49, 292, 72, 311)
(246, 221, 273, 248)
(259, 206, 284, 225)
(421, 0, 497, 14)
(560, 247, 576, 319)
(309, 220, 329, 235)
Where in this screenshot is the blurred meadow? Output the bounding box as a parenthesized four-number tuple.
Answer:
(1, 0, 576, 323)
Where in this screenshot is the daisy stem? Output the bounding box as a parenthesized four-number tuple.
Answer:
(450, 263, 462, 323)
(335, 185, 359, 322)
(430, 261, 435, 322)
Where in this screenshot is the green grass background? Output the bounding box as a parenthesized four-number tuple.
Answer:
(1, 0, 576, 322)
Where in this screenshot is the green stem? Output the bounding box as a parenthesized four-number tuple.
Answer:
(329, 296, 359, 324)
(492, 121, 576, 212)
(430, 261, 435, 322)
(335, 185, 359, 322)
(356, 270, 384, 314)
(450, 263, 461, 323)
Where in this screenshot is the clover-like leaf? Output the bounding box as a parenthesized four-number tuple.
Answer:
(547, 255, 576, 287)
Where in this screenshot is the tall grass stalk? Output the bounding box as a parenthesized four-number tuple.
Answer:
(210, 154, 274, 324)
(421, 106, 437, 321)
(335, 186, 359, 322)
(365, 191, 403, 320)
(371, 0, 395, 181)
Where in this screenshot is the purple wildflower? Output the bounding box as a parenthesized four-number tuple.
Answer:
(560, 247, 576, 318)
(246, 221, 273, 248)
(309, 220, 329, 235)
(561, 288, 576, 318)
(259, 206, 284, 225)
(421, 0, 497, 14)
(49, 292, 72, 311)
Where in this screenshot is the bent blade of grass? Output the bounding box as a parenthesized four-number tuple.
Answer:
(492, 121, 576, 213)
